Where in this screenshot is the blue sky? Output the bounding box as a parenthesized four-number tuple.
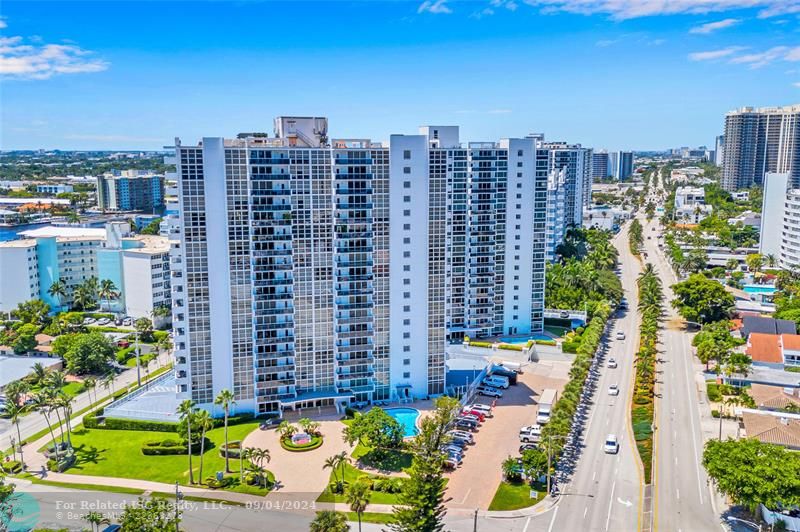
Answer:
(1, 1, 800, 151)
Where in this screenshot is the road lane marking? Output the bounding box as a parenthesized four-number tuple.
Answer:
(459, 488, 471, 504)
(681, 333, 705, 505)
(593, 471, 596, 481)
(584, 507, 588, 519)
(523, 517, 531, 532)
(547, 506, 559, 532)
(675, 457, 678, 466)
(676, 489, 680, 500)
(605, 481, 617, 532)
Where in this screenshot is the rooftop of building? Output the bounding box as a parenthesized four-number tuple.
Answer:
(123, 234, 170, 254)
(749, 383, 800, 411)
(729, 104, 800, 115)
(18, 225, 107, 240)
(0, 239, 36, 248)
(741, 409, 800, 449)
(742, 316, 797, 338)
(746, 333, 784, 364)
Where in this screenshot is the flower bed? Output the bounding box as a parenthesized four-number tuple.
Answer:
(280, 434, 323, 452)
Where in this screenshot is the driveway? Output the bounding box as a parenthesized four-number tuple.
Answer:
(243, 419, 352, 504)
(444, 361, 570, 511)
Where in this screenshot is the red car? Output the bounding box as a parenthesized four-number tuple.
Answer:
(461, 409, 486, 422)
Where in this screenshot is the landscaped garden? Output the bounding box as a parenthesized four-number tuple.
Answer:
(488, 480, 547, 511)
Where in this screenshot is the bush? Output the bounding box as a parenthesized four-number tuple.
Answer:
(104, 416, 178, 432)
(141, 438, 205, 455)
(2, 460, 22, 474)
(116, 346, 136, 364)
(279, 435, 323, 452)
(469, 341, 494, 348)
(561, 341, 580, 354)
(786, 366, 800, 373)
(219, 441, 242, 459)
(46, 454, 76, 472)
(706, 382, 722, 402)
(205, 476, 234, 489)
(535, 339, 557, 346)
(344, 407, 356, 419)
(498, 343, 523, 351)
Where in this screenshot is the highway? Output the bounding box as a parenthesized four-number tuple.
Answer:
(642, 177, 724, 532)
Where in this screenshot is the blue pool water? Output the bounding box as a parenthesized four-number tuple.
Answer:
(499, 334, 552, 345)
(385, 407, 420, 437)
(743, 284, 777, 295)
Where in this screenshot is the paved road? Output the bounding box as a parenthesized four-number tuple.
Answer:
(0, 352, 170, 450)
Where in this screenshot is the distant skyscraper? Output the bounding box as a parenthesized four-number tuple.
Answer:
(592, 151, 611, 180)
(722, 104, 800, 191)
(96, 174, 165, 212)
(615, 151, 634, 180)
(714, 135, 725, 167)
(169, 118, 548, 417)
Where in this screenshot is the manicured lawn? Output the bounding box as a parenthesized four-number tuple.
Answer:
(488, 481, 546, 511)
(338, 511, 395, 525)
(351, 442, 413, 473)
(61, 421, 272, 494)
(14, 473, 146, 495)
(316, 462, 403, 505)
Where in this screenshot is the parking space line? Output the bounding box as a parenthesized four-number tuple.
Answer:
(459, 488, 471, 505)
(547, 506, 559, 532)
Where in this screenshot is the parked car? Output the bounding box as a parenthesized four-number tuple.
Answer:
(607, 358, 617, 369)
(476, 386, 503, 398)
(608, 384, 620, 396)
(482, 375, 509, 389)
(97, 318, 111, 326)
(442, 444, 464, 456)
(459, 413, 482, 425)
(122, 317, 133, 326)
(604, 434, 619, 454)
(462, 409, 486, 422)
(83, 317, 96, 325)
(519, 443, 538, 453)
(447, 452, 463, 465)
(519, 424, 542, 443)
(444, 457, 460, 469)
(469, 404, 493, 417)
(455, 419, 478, 431)
(615, 331, 626, 340)
(448, 430, 474, 442)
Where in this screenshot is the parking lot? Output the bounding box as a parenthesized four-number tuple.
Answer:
(444, 358, 571, 510)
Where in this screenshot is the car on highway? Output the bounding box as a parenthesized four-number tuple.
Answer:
(615, 331, 626, 340)
(476, 386, 503, 398)
(608, 384, 620, 396)
(607, 358, 617, 368)
(519, 424, 542, 443)
(604, 434, 619, 454)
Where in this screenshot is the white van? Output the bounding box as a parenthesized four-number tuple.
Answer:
(483, 375, 509, 389)
(500, 361, 522, 373)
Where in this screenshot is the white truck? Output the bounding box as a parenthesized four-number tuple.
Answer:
(537, 388, 557, 425)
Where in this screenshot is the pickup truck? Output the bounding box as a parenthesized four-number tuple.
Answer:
(519, 424, 542, 443)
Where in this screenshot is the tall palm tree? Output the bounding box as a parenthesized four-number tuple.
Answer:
(177, 399, 197, 484)
(55, 393, 75, 448)
(84, 376, 97, 406)
(31, 362, 48, 386)
(47, 279, 68, 309)
(195, 409, 213, 484)
(32, 392, 60, 461)
(98, 279, 119, 312)
(335, 451, 350, 487)
(102, 372, 115, 397)
(344, 479, 370, 532)
(214, 389, 236, 473)
(323, 455, 340, 488)
(5, 401, 27, 468)
(248, 448, 271, 489)
(72, 284, 93, 311)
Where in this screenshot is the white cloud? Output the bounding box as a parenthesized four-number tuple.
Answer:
(0, 18, 7, 29)
(418, 0, 452, 14)
(787, 47, 800, 61)
(689, 18, 741, 34)
(729, 45, 800, 67)
(522, 0, 800, 20)
(649, 38, 667, 45)
(0, 26, 108, 80)
(688, 46, 745, 61)
(793, 81, 800, 88)
(595, 39, 618, 47)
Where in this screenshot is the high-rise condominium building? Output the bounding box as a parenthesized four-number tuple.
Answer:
(615, 151, 634, 180)
(592, 151, 611, 180)
(540, 141, 592, 228)
(722, 104, 800, 191)
(97, 174, 166, 212)
(170, 117, 548, 417)
(714, 135, 725, 167)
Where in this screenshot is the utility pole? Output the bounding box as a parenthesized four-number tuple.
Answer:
(174, 481, 183, 532)
(473, 508, 478, 532)
(135, 331, 142, 387)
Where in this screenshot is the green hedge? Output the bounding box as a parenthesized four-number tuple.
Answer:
(535, 339, 557, 346)
(469, 341, 494, 348)
(2, 460, 22, 474)
(280, 435, 324, 452)
(115, 346, 136, 364)
(497, 343, 523, 351)
(85, 409, 255, 433)
(786, 366, 800, 373)
(706, 382, 722, 402)
(141, 438, 205, 455)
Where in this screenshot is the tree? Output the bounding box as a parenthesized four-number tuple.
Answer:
(11, 323, 38, 354)
(502, 456, 522, 482)
(310, 510, 349, 532)
(745, 253, 764, 274)
(214, 389, 236, 473)
(31, 392, 60, 461)
(30, 362, 48, 385)
(119, 496, 180, 532)
(83, 511, 110, 532)
(277, 420, 297, 440)
(98, 279, 119, 312)
(344, 479, 370, 532)
(12, 299, 50, 325)
(390, 397, 459, 532)
(248, 447, 272, 489)
(521, 448, 548, 480)
(342, 408, 403, 457)
(60, 332, 115, 374)
(4, 401, 27, 468)
(84, 376, 98, 406)
(48, 279, 69, 309)
(140, 217, 163, 235)
(195, 409, 213, 484)
(177, 400, 196, 484)
(135, 317, 155, 342)
(671, 274, 735, 324)
(703, 438, 800, 514)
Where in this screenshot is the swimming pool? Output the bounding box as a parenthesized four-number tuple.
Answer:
(743, 284, 777, 295)
(499, 334, 552, 345)
(385, 407, 420, 437)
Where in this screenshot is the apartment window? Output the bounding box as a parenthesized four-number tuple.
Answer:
(513, 315, 519, 320)
(516, 214, 521, 219)
(514, 285, 519, 290)
(403, 358, 411, 365)
(404, 181, 411, 188)
(404, 223, 411, 230)
(403, 372, 411, 379)
(514, 255, 520, 260)
(403, 251, 410, 258)
(517, 183, 522, 188)
(515, 235, 520, 240)
(403, 237, 411, 244)
(514, 275, 519, 280)
(516, 194, 522, 199)
(403, 167, 411, 174)
(403, 265, 411, 272)
(404, 209, 411, 216)
(514, 245, 520, 250)
(403, 278, 410, 285)
(517, 161, 523, 167)
(403, 150, 411, 159)
(404, 195, 411, 202)
(516, 204, 522, 209)
(517, 172, 523, 178)
(513, 295, 519, 301)
(517, 149, 524, 156)
(403, 305, 411, 312)
(515, 225, 520, 230)
(403, 318, 411, 325)
(513, 304, 519, 309)
(403, 292, 411, 299)
(403, 345, 411, 353)
(403, 332, 411, 339)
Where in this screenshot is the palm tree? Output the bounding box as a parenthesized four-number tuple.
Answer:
(31, 362, 48, 385)
(32, 392, 60, 461)
(84, 377, 97, 406)
(335, 450, 350, 486)
(177, 399, 197, 484)
(47, 279, 68, 309)
(310, 510, 349, 532)
(5, 401, 27, 468)
(195, 409, 213, 484)
(102, 372, 115, 397)
(83, 511, 110, 532)
(55, 393, 75, 448)
(214, 389, 236, 473)
(344, 479, 370, 532)
(277, 420, 297, 441)
(323, 455, 341, 488)
(72, 284, 93, 311)
(98, 279, 119, 312)
(248, 447, 271, 489)
(766, 254, 777, 268)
